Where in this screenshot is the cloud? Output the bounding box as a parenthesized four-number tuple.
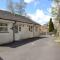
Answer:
(47, 1, 57, 14)
(47, 7, 51, 14)
(24, 0, 34, 3)
(51, 1, 57, 7)
(47, 1, 58, 14)
(33, 0, 39, 6)
(27, 9, 51, 25)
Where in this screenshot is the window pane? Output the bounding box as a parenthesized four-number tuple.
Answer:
(29, 26, 30, 31)
(14, 25, 18, 33)
(0, 23, 8, 32)
(2, 23, 7, 26)
(19, 26, 21, 31)
(0, 23, 7, 26)
(30, 26, 33, 32)
(0, 27, 2, 31)
(3, 27, 8, 31)
(0, 27, 8, 32)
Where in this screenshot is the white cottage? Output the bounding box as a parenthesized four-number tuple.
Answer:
(0, 10, 41, 44)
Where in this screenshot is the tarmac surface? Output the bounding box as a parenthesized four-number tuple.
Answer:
(0, 35, 60, 60)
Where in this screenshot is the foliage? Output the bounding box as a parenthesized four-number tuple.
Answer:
(51, 7, 58, 17)
(51, 0, 60, 19)
(15, 14, 21, 16)
(53, 0, 60, 3)
(48, 18, 54, 32)
(7, 0, 14, 13)
(7, 0, 26, 16)
(14, 0, 27, 16)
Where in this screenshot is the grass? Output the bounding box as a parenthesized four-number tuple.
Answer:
(54, 36, 60, 43)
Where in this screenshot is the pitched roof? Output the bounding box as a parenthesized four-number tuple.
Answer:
(0, 10, 40, 25)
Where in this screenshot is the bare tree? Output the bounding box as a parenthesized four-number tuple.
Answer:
(52, 0, 60, 19)
(7, 0, 14, 13)
(6, 0, 27, 16)
(15, 0, 27, 16)
(52, 0, 60, 36)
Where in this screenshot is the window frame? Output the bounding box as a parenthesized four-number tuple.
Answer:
(19, 25, 21, 31)
(0, 23, 8, 33)
(14, 25, 18, 33)
(29, 25, 33, 32)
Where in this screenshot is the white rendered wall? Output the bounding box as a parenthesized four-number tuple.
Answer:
(0, 19, 13, 44)
(33, 25, 40, 37)
(15, 22, 33, 41)
(0, 19, 40, 44)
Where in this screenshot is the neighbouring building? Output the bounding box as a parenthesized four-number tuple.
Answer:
(40, 24, 48, 35)
(0, 10, 41, 44)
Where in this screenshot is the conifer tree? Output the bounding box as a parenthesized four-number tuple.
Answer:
(49, 18, 54, 32)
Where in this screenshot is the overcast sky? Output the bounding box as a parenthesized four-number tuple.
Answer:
(0, 0, 52, 25)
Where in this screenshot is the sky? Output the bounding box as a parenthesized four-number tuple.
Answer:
(0, 0, 52, 25)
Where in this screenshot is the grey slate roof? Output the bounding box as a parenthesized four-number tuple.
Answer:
(0, 10, 40, 25)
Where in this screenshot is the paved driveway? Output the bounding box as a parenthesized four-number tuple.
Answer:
(0, 35, 60, 60)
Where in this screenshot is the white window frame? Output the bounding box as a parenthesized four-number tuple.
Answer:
(29, 25, 33, 32)
(0, 23, 8, 32)
(14, 25, 18, 33)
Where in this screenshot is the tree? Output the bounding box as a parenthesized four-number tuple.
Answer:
(51, 0, 60, 36)
(6, 0, 26, 16)
(7, 0, 14, 13)
(49, 18, 54, 32)
(51, 0, 60, 20)
(53, 0, 60, 3)
(14, 0, 27, 16)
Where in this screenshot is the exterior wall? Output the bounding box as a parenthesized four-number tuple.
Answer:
(15, 22, 33, 41)
(33, 25, 40, 37)
(0, 19, 41, 44)
(0, 19, 14, 44)
(40, 25, 48, 35)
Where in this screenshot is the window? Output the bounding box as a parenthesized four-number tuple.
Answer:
(30, 26, 33, 32)
(29, 26, 30, 31)
(0, 23, 8, 32)
(14, 25, 18, 33)
(19, 25, 21, 31)
(29, 26, 33, 32)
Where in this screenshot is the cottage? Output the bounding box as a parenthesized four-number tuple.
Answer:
(0, 10, 41, 44)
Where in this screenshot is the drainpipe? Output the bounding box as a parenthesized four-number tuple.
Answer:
(13, 21, 16, 42)
(33, 24, 35, 37)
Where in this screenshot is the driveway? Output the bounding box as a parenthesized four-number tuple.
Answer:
(0, 35, 60, 60)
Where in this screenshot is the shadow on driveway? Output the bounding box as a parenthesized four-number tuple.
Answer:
(0, 57, 3, 60)
(0, 37, 47, 48)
